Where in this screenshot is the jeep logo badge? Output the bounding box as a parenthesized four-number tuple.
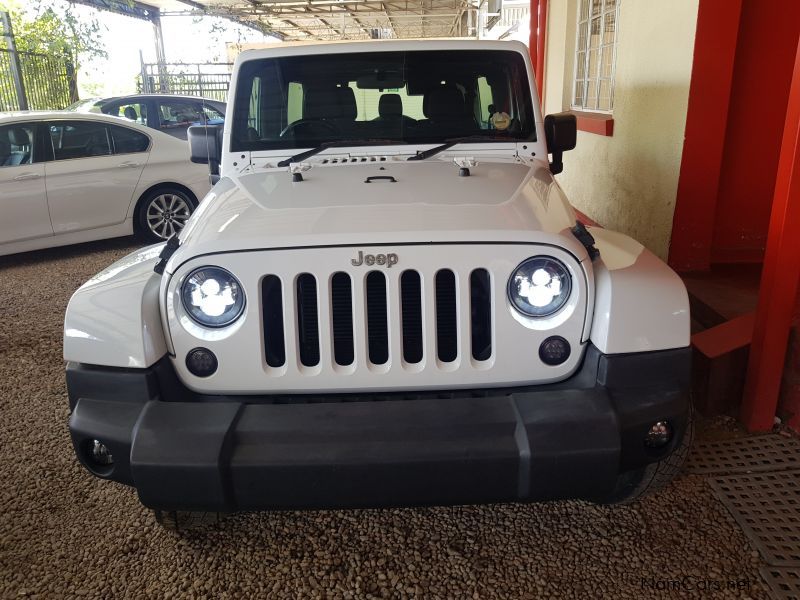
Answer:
(351, 251, 398, 268)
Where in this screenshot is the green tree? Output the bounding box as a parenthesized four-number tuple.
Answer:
(1, 0, 107, 101)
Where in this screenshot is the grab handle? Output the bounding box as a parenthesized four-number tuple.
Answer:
(364, 175, 397, 183)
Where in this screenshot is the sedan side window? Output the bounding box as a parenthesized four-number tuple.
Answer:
(104, 102, 148, 125)
(109, 125, 150, 154)
(158, 100, 205, 133)
(49, 121, 111, 160)
(0, 124, 35, 167)
(201, 104, 225, 124)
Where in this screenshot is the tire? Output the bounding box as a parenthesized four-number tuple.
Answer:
(135, 187, 196, 243)
(153, 509, 221, 532)
(598, 405, 695, 505)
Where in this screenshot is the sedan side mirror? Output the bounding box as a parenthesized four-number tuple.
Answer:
(544, 113, 577, 175)
(188, 124, 223, 184)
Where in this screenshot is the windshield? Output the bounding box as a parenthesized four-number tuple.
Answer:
(231, 49, 535, 152)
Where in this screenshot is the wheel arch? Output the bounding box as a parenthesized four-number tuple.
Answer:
(588, 228, 690, 354)
(64, 244, 168, 368)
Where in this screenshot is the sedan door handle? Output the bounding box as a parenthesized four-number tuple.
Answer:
(13, 172, 41, 181)
(117, 161, 140, 168)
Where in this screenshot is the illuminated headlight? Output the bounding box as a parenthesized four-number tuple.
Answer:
(507, 256, 572, 317)
(181, 266, 245, 327)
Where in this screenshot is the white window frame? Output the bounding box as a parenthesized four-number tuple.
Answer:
(571, 0, 620, 113)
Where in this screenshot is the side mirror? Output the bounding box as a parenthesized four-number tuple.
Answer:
(188, 124, 223, 184)
(544, 112, 577, 175)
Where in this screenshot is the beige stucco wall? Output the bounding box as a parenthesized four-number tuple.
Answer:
(543, 0, 699, 259)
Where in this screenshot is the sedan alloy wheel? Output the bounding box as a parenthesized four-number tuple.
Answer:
(145, 193, 192, 240)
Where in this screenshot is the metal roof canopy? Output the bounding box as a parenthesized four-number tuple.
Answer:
(73, 0, 477, 42)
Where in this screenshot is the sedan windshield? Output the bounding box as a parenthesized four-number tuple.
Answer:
(231, 49, 535, 152)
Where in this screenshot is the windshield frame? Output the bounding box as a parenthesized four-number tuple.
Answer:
(230, 48, 536, 154)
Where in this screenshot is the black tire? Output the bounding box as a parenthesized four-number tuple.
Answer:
(135, 187, 196, 244)
(153, 510, 221, 532)
(599, 406, 695, 505)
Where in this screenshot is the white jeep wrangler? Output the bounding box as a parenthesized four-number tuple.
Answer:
(64, 40, 691, 530)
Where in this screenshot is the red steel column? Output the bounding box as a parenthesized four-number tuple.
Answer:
(535, 0, 547, 101)
(741, 34, 800, 431)
(667, 0, 742, 272)
(529, 0, 543, 102)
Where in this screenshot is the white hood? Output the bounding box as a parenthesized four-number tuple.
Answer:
(169, 159, 586, 271)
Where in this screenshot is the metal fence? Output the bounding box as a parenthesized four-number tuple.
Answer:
(0, 48, 73, 111)
(139, 62, 233, 101)
(1, 10, 74, 112)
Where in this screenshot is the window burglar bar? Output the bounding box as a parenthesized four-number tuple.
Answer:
(571, 0, 619, 113)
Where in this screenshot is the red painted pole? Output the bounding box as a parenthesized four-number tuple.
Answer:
(529, 0, 540, 101)
(740, 34, 800, 431)
(667, 0, 742, 272)
(535, 0, 547, 102)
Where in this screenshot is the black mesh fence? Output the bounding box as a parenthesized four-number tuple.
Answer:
(0, 48, 73, 111)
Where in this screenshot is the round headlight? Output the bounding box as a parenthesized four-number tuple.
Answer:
(181, 266, 245, 327)
(508, 256, 572, 317)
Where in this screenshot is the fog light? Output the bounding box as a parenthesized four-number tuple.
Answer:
(539, 336, 571, 365)
(645, 421, 673, 448)
(88, 439, 113, 466)
(186, 347, 218, 377)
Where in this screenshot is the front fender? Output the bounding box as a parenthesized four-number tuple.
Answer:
(589, 228, 690, 354)
(64, 244, 168, 368)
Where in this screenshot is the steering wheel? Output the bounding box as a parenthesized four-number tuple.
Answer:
(280, 118, 339, 138)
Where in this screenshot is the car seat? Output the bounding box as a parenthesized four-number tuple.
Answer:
(422, 87, 478, 136)
(373, 94, 416, 138)
(0, 132, 11, 166)
(5, 127, 31, 165)
(123, 106, 138, 121)
(85, 130, 110, 157)
(300, 86, 359, 138)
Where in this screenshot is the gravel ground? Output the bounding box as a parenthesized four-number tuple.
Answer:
(0, 238, 773, 599)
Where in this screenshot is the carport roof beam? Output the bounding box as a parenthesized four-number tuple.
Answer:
(146, 0, 475, 40)
(69, 0, 162, 21)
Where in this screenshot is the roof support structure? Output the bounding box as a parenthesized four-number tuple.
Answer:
(70, 0, 476, 41)
(69, 0, 161, 21)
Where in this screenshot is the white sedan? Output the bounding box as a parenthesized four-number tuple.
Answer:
(0, 112, 211, 256)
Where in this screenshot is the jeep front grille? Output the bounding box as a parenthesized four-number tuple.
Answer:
(260, 268, 494, 370)
(262, 275, 286, 368)
(330, 272, 354, 366)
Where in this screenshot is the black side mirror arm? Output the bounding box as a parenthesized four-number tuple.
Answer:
(550, 150, 564, 175)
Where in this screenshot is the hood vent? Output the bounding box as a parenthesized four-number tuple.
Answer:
(320, 156, 389, 165)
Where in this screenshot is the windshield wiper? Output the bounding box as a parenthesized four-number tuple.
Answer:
(407, 135, 519, 161)
(276, 139, 405, 167)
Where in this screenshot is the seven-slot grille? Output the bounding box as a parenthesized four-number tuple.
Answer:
(261, 268, 493, 370)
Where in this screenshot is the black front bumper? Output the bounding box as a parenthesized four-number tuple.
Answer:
(67, 345, 691, 511)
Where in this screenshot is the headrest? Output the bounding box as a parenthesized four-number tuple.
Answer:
(335, 86, 357, 120)
(423, 87, 466, 120)
(304, 88, 338, 120)
(124, 106, 138, 120)
(305, 86, 357, 121)
(8, 127, 30, 146)
(378, 94, 403, 118)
